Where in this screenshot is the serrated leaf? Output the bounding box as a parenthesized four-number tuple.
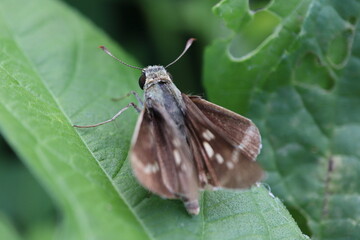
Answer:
(0, 0, 308, 239)
(204, 0, 360, 239)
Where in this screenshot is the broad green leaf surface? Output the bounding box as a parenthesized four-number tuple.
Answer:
(0, 0, 147, 239)
(205, 0, 360, 239)
(0, 0, 307, 239)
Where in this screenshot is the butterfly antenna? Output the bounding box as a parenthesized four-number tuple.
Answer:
(99, 46, 143, 70)
(165, 38, 196, 68)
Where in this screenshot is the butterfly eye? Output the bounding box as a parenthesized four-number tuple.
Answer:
(139, 72, 146, 89)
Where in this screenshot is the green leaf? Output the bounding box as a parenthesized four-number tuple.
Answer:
(26, 221, 56, 240)
(205, 0, 360, 239)
(0, 0, 147, 239)
(0, 213, 21, 240)
(0, 0, 308, 239)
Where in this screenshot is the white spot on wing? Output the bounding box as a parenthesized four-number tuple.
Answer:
(143, 163, 159, 174)
(181, 164, 187, 171)
(238, 125, 259, 157)
(172, 138, 181, 147)
(232, 150, 239, 163)
(226, 161, 234, 169)
(143, 165, 151, 174)
(238, 143, 245, 150)
(202, 129, 215, 141)
(173, 150, 181, 165)
(215, 153, 224, 164)
(203, 142, 214, 158)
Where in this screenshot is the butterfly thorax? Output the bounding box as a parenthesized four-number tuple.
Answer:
(143, 66, 186, 129)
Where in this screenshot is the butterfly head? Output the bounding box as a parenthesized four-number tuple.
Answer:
(139, 65, 173, 90)
(99, 38, 195, 90)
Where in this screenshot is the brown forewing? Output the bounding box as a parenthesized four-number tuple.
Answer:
(130, 103, 198, 202)
(189, 96, 262, 160)
(183, 94, 263, 189)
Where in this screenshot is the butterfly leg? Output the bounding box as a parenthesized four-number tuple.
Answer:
(73, 102, 140, 128)
(112, 91, 143, 106)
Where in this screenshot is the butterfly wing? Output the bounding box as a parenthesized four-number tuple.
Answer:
(130, 104, 199, 210)
(189, 95, 262, 159)
(130, 110, 174, 198)
(183, 94, 263, 189)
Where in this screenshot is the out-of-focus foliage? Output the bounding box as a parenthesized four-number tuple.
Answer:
(205, 0, 360, 239)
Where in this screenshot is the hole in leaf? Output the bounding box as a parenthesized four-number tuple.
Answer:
(249, 0, 272, 11)
(326, 29, 353, 69)
(229, 10, 280, 58)
(294, 53, 335, 91)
